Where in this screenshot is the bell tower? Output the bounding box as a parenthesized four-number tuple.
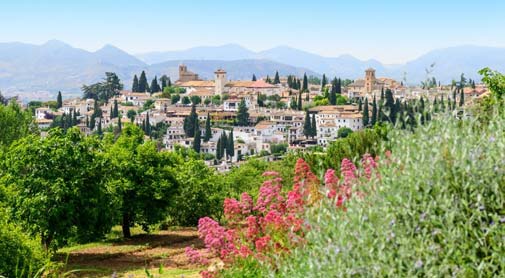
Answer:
(215, 69, 227, 95)
(365, 68, 376, 93)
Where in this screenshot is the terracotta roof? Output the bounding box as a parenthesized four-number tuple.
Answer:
(179, 80, 215, 87)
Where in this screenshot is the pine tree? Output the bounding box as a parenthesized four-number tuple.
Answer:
(302, 73, 308, 92)
(132, 75, 139, 92)
(274, 71, 280, 84)
(113, 99, 119, 118)
(363, 98, 369, 126)
(310, 114, 317, 138)
(303, 110, 311, 139)
(459, 88, 465, 107)
(236, 99, 249, 126)
(297, 91, 302, 110)
(138, 71, 148, 92)
(252, 74, 257, 81)
(204, 113, 212, 142)
(56, 91, 63, 109)
(371, 96, 377, 126)
(227, 130, 234, 158)
(193, 125, 201, 153)
(321, 74, 327, 91)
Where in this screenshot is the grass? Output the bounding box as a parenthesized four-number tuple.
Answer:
(54, 226, 205, 278)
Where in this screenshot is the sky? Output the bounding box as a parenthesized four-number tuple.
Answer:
(0, 0, 504, 64)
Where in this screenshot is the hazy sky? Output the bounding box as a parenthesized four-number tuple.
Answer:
(1, 0, 504, 64)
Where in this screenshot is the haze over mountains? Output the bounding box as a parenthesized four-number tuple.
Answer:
(1, 40, 505, 99)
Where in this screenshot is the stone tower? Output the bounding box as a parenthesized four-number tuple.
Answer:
(365, 68, 376, 93)
(214, 69, 226, 95)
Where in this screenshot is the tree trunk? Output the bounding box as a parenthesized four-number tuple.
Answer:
(122, 212, 131, 238)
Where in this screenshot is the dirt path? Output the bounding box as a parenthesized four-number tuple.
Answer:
(58, 228, 207, 277)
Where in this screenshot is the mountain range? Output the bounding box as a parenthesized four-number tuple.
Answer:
(1, 40, 505, 99)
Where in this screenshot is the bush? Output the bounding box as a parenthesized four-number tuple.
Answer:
(264, 112, 505, 277)
(0, 215, 47, 278)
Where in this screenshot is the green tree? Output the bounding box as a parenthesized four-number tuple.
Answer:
(0, 101, 36, 149)
(183, 105, 198, 137)
(227, 129, 235, 158)
(329, 78, 337, 105)
(459, 88, 465, 107)
(56, 91, 63, 108)
(311, 113, 317, 138)
(321, 74, 327, 91)
(160, 75, 169, 91)
(274, 71, 280, 84)
(138, 70, 148, 92)
(204, 113, 212, 142)
(150, 76, 161, 94)
(371, 96, 377, 126)
(132, 74, 139, 92)
(297, 91, 303, 110)
(106, 125, 179, 238)
(190, 95, 202, 105)
(236, 99, 249, 126)
(385, 89, 396, 123)
(337, 127, 353, 138)
(303, 110, 311, 139)
(363, 98, 369, 126)
(193, 125, 201, 153)
(127, 109, 136, 123)
(2, 128, 114, 249)
(182, 96, 191, 105)
(302, 73, 308, 92)
(113, 99, 119, 118)
(252, 74, 257, 81)
(171, 93, 181, 104)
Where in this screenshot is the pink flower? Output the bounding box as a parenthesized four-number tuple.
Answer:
(341, 158, 357, 185)
(240, 192, 253, 214)
(262, 171, 280, 177)
(223, 198, 241, 219)
(361, 153, 377, 180)
(246, 216, 259, 238)
(185, 247, 209, 265)
(255, 235, 271, 252)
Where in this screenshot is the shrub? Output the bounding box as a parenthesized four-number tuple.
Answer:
(265, 112, 505, 277)
(0, 215, 47, 278)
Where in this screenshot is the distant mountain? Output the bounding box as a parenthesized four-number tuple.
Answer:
(2, 40, 505, 100)
(136, 44, 256, 64)
(137, 44, 505, 84)
(148, 59, 318, 81)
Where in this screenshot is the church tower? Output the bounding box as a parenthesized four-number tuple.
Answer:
(214, 69, 226, 95)
(365, 68, 376, 93)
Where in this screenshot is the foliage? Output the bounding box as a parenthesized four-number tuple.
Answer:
(105, 125, 179, 237)
(0, 100, 37, 149)
(1, 128, 114, 249)
(82, 72, 123, 102)
(0, 212, 47, 278)
(236, 99, 249, 126)
(270, 143, 288, 155)
(337, 127, 352, 138)
(260, 111, 505, 277)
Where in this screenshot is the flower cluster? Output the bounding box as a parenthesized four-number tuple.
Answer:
(190, 154, 380, 277)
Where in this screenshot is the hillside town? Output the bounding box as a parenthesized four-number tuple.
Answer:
(30, 65, 487, 170)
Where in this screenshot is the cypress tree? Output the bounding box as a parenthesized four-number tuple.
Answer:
(167, 77, 172, 87)
(72, 109, 77, 126)
(236, 99, 249, 126)
(146, 112, 151, 136)
(336, 78, 342, 94)
(378, 104, 383, 123)
(459, 88, 465, 107)
(252, 74, 257, 81)
(113, 99, 119, 118)
(160, 75, 168, 91)
(132, 75, 139, 92)
(193, 125, 201, 153)
(227, 130, 234, 158)
(274, 71, 280, 84)
(216, 138, 222, 160)
(150, 76, 160, 94)
(297, 79, 301, 90)
(302, 73, 308, 92)
(97, 118, 102, 135)
(303, 110, 311, 139)
(358, 98, 362, 111)
(90, 114, 96, 130)
(380, 87, 385, 102)
(290, 97, 297, 110)
(385, 89, 395, 123)
(204, 113, 212, 142)
(138, 71, 148, 92)
(329, 78, 337, 105)
(311, 113, 317, 138)
(265, 75, 271, 84)
(56, 91, 63, 109)
(110, 106, 114, 119)
(221, 132, 228, 159)
(321, 74, 327, 91)
(184, 105, 198, 137)
(118, 114, 122, 132)
(371, 96, 377, 126)
(86, 115, 89, 128)
(363, 98, 369, 126)
(297, 91, 302, 110)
